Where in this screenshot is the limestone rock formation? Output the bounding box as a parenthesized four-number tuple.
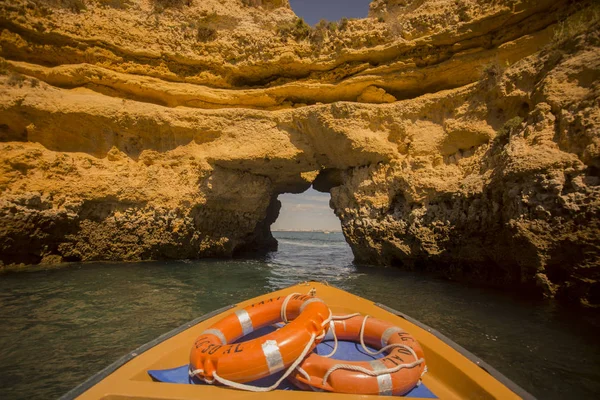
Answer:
(0, 0, 598, 306)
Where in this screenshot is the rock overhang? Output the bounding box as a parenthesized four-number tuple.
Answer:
(0, 0, 599, 307)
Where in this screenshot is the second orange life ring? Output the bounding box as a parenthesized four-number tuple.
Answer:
(189, 293, 331, 384)
(289, 314, 426, 395)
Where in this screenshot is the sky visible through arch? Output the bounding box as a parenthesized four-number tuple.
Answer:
(288, 0, 371, 26)
(271, 188, 342, 232)
(273, 1, 370, 232)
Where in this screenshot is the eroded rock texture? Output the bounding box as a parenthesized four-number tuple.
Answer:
(0, 0, 598, 306)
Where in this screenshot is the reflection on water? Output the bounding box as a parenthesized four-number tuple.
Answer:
(0, 232, 598, 399)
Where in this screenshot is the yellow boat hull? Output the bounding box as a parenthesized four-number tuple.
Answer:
(63, 282, 532, 399)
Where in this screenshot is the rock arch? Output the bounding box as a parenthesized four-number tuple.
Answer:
(0, 0, 598, 305)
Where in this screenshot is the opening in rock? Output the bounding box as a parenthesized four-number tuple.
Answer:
(267, 186, 354, 280)
(289, 0, 370, 25)
(272, 187, 341, 232)
(232, 181, 344, 258)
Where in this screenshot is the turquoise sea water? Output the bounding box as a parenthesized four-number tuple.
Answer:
(0, 231, 599, 399)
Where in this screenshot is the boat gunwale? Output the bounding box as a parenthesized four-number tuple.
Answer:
(375, 302, 536, 400)
(59, 280, 536, 400)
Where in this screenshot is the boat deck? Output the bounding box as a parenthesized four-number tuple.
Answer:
(64, 282, 530, 399)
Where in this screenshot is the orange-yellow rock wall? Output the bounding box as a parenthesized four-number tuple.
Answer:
(0, 0, 598, 306)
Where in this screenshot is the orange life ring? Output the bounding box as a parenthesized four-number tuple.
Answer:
(189, 293, 331, 384)
(289, 314, 426, 395)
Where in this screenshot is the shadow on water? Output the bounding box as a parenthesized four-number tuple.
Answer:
(0, 232, 598, 399)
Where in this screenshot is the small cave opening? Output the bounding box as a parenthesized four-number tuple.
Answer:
(271, 186, 342, 233)
(267, 168, 346, 242)
(289, 0, 371, 26)
(264, 180, 355, 273)
(235, 168, 351, 264)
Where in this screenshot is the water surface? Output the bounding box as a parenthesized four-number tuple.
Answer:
(0, 232, 598, 399)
